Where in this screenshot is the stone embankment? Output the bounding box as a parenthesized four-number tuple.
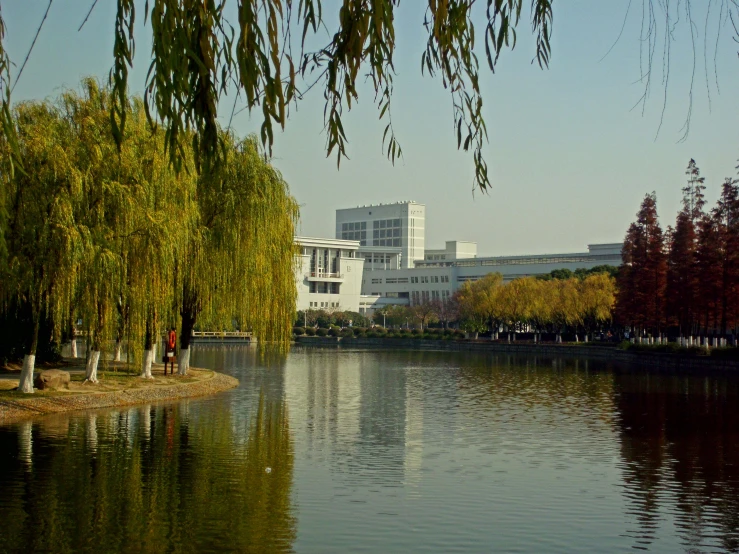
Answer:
(0, 368, 238, 425)
(295, 336, 739, 371)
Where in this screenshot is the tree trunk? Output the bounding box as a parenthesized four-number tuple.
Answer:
(141, 349, 154, 379)
(141, 318, 155, 379)
(18, 309, 41, 394)
(114, 340, 122, 362)
(19, 354, 35, 394)
(178, 304, 197, 376)
(70, 337, 78, 359)
(85, 350, 101, 383)
(178, 347, 191, 376)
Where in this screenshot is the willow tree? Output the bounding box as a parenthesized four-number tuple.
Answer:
(120, 102, 194, 379)
(0, 101, 85, 392)
(176, 133, 298, 375)
(454, 272, 504, 337)
(578, 273, 616, 339)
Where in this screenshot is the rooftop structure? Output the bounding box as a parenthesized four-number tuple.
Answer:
(336, 201, 425, 268)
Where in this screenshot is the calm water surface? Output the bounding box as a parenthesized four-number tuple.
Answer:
(1, 346, 738, 553)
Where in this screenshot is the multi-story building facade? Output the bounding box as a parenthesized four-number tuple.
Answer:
(336, 201, 426, 268)
(294, 236, 364, 312)
(358, 243, 623, 312)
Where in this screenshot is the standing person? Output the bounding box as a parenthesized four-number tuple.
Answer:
(164, 327, 177, 376)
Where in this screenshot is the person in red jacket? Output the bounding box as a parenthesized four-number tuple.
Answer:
(164, 327, 176, 375)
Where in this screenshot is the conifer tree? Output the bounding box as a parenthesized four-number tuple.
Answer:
(666, 160, 704, 335)
(617, 193, 667, 335)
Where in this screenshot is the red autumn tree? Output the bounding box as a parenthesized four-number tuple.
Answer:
(666, 160, 705, 335)
(713, 177, 739, 335)
(617, 193, 667, 335)
(694, 212, 723, 334)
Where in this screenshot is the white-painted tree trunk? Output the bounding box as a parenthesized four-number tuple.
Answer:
(70, 339, 78, 359)
(114, 341, 122, 362)
(178, 348, 190, 376)
(18, 354, 35, 394)
(141, 349, 154, 379)
(85, 350, 101, 383)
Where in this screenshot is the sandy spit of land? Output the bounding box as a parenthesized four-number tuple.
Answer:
(0, 358, 239, 425)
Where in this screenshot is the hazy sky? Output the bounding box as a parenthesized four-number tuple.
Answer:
(4, 1, 738, 256)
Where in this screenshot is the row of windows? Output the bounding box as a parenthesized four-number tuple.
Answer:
(309, 282, 341, 294)
(362, 254, 393, 263)
(309, 301, 340, 308)
(342, 221, 367, 231)
(384, 277, 409, 284)
(373, 218, 402, 229)
(376, 238, 401, 247)
(416, 253, 620, 268)
(426, 254, 447, 260)
(373, 228, 401, 239)
(341, 230, 367, 241)
(410, 290, 451, 303)
(410, 275, 450, 284)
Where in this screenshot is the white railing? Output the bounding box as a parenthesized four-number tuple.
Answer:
(192, 331, 253, 338)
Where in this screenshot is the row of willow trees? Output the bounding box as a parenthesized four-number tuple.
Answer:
(453, 272, 616, 340)
(0, 79, 299, 392)
(616, 160, 739, 337)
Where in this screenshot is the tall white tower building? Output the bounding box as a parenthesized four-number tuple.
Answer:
(336, 201, 426, 269)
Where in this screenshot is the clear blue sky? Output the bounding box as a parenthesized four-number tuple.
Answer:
(4, 1, 738, 256)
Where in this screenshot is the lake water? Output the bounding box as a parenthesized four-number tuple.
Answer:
(1, 345, 738, 553)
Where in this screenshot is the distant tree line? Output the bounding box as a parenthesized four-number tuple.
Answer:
(616, 160, 739, 339)
(295, 267, 618, 342)
(454, 272, 616, 341)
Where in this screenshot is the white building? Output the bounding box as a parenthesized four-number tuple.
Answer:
(294, 236, 364, 312)
(336, 201, 426, 268)
(357, 242, 623, 313)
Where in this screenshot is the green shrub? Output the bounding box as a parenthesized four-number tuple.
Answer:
(328, 327, 340, 337)
(304, 327, 316, 336)
(340, 328, 354, 338)
(316, 328, 329, 337)
(293, 327, 305, 336)
(366, 331, 379, 338)
(411, 329, 421, 335)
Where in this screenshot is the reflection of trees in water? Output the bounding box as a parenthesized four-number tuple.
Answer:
(616, 371, 739, 552)
(0, 386, 295, 553)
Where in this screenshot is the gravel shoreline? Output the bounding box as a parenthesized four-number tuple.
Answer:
(0, 368, 239, 425)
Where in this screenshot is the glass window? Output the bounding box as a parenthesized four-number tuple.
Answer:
(361, 231, 367, 239)
(360, 240, 366, 246)
(342, 223, 348, 231)
(361, 221, 366, 230)
(393, 218, 401, 227)
(380, 230, 386, 238)
(373, 220, 379, 229)
(373, 230, 379, 239)
(393, 238, 400, 247)
(393, 228, 400, 237)
(380, 220, 386, 228)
